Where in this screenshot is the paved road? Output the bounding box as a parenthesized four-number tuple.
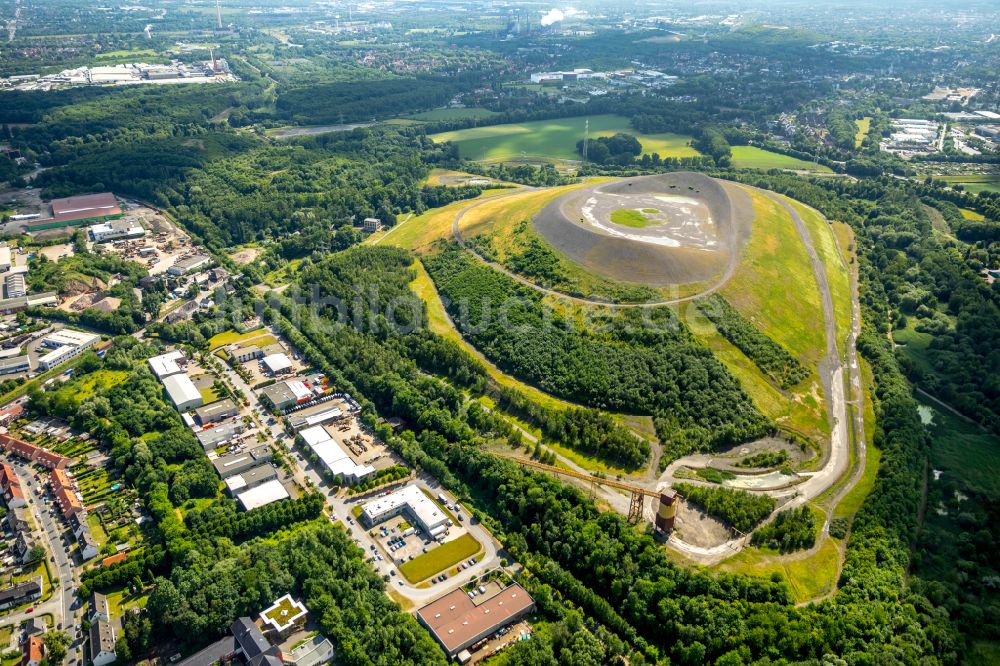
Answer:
(2, 461, 84, 661)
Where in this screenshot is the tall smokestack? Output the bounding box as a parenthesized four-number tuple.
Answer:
(210, 47, 217, 72)
(216, 0, 223, 29)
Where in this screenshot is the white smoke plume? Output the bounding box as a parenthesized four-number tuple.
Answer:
(540, 9, 564, 26)
(540, 8, 577, 27)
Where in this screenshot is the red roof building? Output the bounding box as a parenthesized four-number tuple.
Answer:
(49, 193, 122, 225)
(0, 463, 26, 508)
(416, 584, 535, 658)
(0, 403, 24, 426)
(0, 433, 71, 469)
(21, 635, 43, 666)
(51, 468, 83, 518)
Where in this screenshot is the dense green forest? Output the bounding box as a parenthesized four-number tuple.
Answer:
(674, 482, 777, 532)
(424, 244, 774, 458)
(749, 506, 818, 552)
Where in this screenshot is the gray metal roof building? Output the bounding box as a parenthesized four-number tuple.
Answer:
(212, 445, 273, 478)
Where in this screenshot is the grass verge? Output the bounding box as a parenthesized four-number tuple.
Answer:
(398, 533, 482, 583)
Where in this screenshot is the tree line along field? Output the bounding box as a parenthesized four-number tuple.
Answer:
(937, 174, 1000, 195)
(729, 146, 832, 172)
(429, 114, 701, 162)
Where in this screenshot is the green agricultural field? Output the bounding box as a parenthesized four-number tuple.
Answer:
(730, 146, 832, 172)
(398, 533, 482, 583)
(405, 107, 499, 122)
(938, 175, 1000, 195)
(429, 114, 699, 162)
(922, 398, 1000, 499)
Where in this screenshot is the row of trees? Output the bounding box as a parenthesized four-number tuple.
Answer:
(697, 295, 810, 389)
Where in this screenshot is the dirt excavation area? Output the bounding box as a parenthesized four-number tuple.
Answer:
(533, 172, 753, 286)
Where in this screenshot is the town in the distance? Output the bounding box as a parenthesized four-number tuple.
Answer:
(0, 1, 996, 666)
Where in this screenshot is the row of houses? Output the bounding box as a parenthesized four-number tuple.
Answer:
(0, 433, 72, 469)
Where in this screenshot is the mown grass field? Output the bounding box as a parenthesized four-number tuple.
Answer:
(938, 174, 1000, 195)
(206, 328, 267, 350)
(429, 114, 700, 162)
(959, 207, 985, 220)
(784, 198, 853, 358)
(378, 188, 513, 253)
(398, 533, 481, 583)
(854, 117, 872, 148)
(730, 146, 832, 172)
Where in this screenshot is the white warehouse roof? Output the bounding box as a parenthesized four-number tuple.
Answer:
(237, 479, 289, 510)
(45, 329, 99, 347)
(362, 484, 447, 533)
(162, 373, 202, 409)
(263, 353, 292, 374)
(148, 350, 186, 378)
(299, 426, 375, 482)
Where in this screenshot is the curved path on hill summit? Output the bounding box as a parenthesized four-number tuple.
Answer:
(450, 184, 743, 308)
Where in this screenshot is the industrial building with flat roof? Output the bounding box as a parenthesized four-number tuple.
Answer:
(212, 445, 273, 479)
(162, 373, 204, 412)
(262, 352, 293, 375)
(259, 376, 326, 411)
(224, 464, 278, 495)
(299, 425, 374, 485)
(236, 478, 289, 511)
(167, 254, 212, 276)
(194, 397, 239, 425)
(88, 219, 145, 242)
(37, 328, 100, 370)
(196, 421, 244, 450)
(29, 193, 123, 231)
(0, 355, 29, 375)
(361, 483, 449, 536)
(416, 583, 535, 658)
(147, 350, 187, 378)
